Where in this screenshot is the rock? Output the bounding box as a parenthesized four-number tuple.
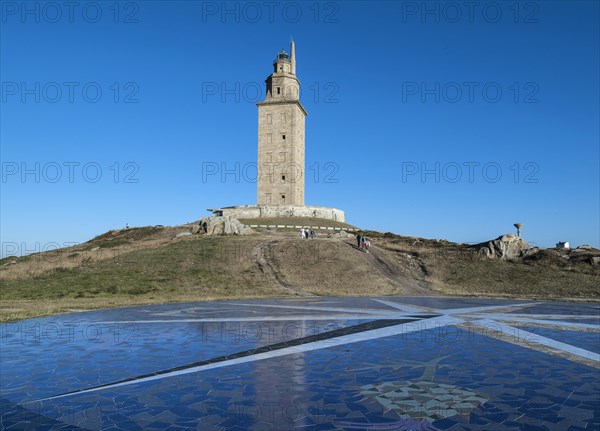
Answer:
(476, 234, 534, 260)
(332, 230, 350, 239)
(91, 246, 100, 251)
(521, 247, 540, 258)
(578, 245, 593, 250)
(174, 232, 192, 239)
(590, 256, 600, 265)
(202, 216, 253, 236)
(190, 224, 201, 234)
(190, 218, 209, 235)
(332, 230, 354, 239)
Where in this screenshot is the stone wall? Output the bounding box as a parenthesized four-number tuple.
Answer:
(256, 102, 305, 206)
(209, 205, 346, 223)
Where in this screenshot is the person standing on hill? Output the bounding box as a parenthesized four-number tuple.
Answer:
(357, 234, 362, 248)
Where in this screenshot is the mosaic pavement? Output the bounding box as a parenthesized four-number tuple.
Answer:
(1, 296, 599, 430)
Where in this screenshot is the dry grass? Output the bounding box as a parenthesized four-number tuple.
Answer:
(0, 234, 299, 322)
(2, 225, 598, 322)
(0, 225, 188, 281)
(373, 233, 600, 300)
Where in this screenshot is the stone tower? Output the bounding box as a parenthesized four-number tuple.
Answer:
(256, 39, 307, 206)
(208, 41, 346, 223)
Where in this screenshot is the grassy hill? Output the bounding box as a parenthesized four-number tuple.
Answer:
(1, 221, 598, 322)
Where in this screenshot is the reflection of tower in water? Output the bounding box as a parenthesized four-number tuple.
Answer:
(248, 318, 310, 428)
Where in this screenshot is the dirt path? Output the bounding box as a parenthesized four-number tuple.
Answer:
(365, 245, 432, 295)
(253, 240, 316, 297)
(253, 232, 432, 296)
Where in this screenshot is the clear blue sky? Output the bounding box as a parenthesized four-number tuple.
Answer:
(1, 0, 599, 257)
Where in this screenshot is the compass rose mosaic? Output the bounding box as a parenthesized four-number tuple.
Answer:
(1, 296, 599, 430)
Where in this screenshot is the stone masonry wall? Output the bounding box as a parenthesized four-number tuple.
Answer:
(212, 205, 346, 223)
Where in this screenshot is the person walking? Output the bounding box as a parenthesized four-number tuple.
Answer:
(365, 238, 370, 253)
(300, 227, 305, 239)
(356, 234, 362, 249)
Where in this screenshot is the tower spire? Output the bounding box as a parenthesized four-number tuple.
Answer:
(290, 37, 296, 75)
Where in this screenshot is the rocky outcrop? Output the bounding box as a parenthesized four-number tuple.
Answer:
(476, 234, 538, 260)
(191, 223, 203, 234)
(331, 230, 354, 239)
(192, 216, 253, 236)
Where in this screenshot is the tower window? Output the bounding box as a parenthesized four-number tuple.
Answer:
(282, 134, 286, 140)
(267, 114, 272, 124)
(277, 87, 281, 94)
(281, 194, 286, 202)
(282, 175, 286, 181)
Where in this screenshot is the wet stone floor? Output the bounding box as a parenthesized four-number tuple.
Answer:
(1, 296, 599, 430)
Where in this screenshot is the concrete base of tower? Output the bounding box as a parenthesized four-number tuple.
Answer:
(208, 205, 346, 223)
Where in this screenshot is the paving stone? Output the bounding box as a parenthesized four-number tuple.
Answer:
(1, 296, 599, 430)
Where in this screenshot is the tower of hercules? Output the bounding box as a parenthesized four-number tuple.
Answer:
(256, 39, 307, 206)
